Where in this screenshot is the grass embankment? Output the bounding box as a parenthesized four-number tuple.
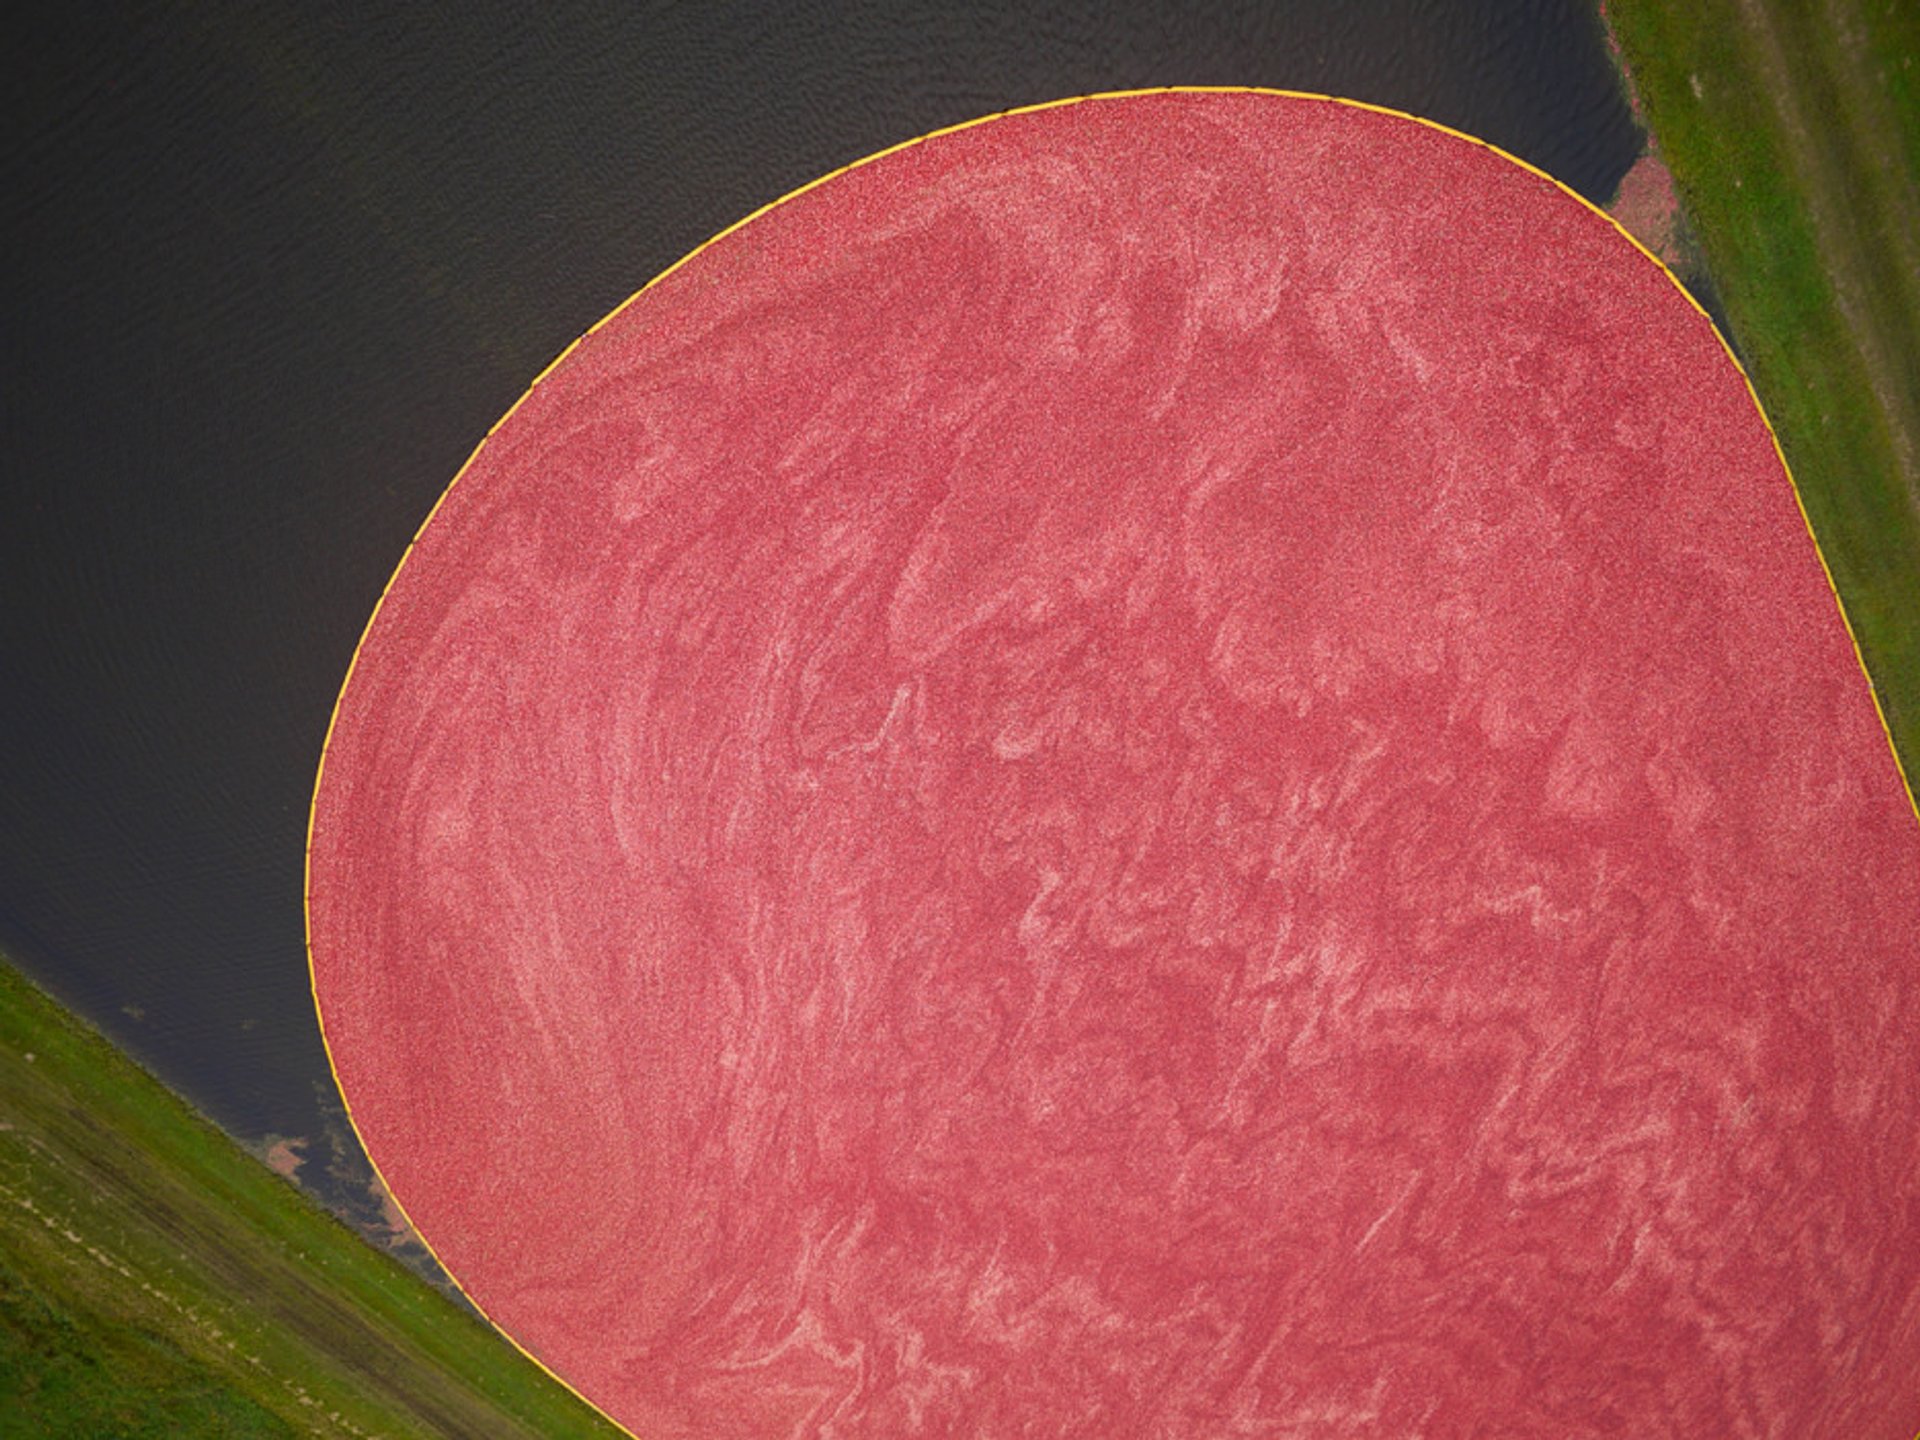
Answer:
(0, 957, 629, 1439)
(1606, 0, 1920, 795)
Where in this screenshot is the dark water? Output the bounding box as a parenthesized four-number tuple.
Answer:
(2, 0, 1643, 1212)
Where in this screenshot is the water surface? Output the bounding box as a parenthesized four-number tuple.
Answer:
(2, 0, 1644, 1211)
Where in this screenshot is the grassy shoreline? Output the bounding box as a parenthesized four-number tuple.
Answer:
(1604, 0, 1920, 798)
(0, 955, 627, 1438)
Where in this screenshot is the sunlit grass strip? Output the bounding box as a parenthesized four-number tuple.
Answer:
(1606, 0, 1920, 790)
(0, 957, 628, 1439)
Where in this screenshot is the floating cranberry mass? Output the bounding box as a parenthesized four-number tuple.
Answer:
(307, 91, 1920, 1438)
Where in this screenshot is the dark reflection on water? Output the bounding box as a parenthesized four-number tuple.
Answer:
(3, 0, 1642, 1207)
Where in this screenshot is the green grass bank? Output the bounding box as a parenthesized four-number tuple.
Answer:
(1606, 0, 1920, 797)
(0, 956, 628, 1439)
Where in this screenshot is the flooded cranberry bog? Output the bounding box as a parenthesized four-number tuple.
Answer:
(308, 92, 1920, 1438)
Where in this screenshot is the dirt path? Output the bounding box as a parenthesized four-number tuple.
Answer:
(1735, 0, 1920, 516)
(1817, 0, 1920, 298)
(1, 1147, 386, 1440)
